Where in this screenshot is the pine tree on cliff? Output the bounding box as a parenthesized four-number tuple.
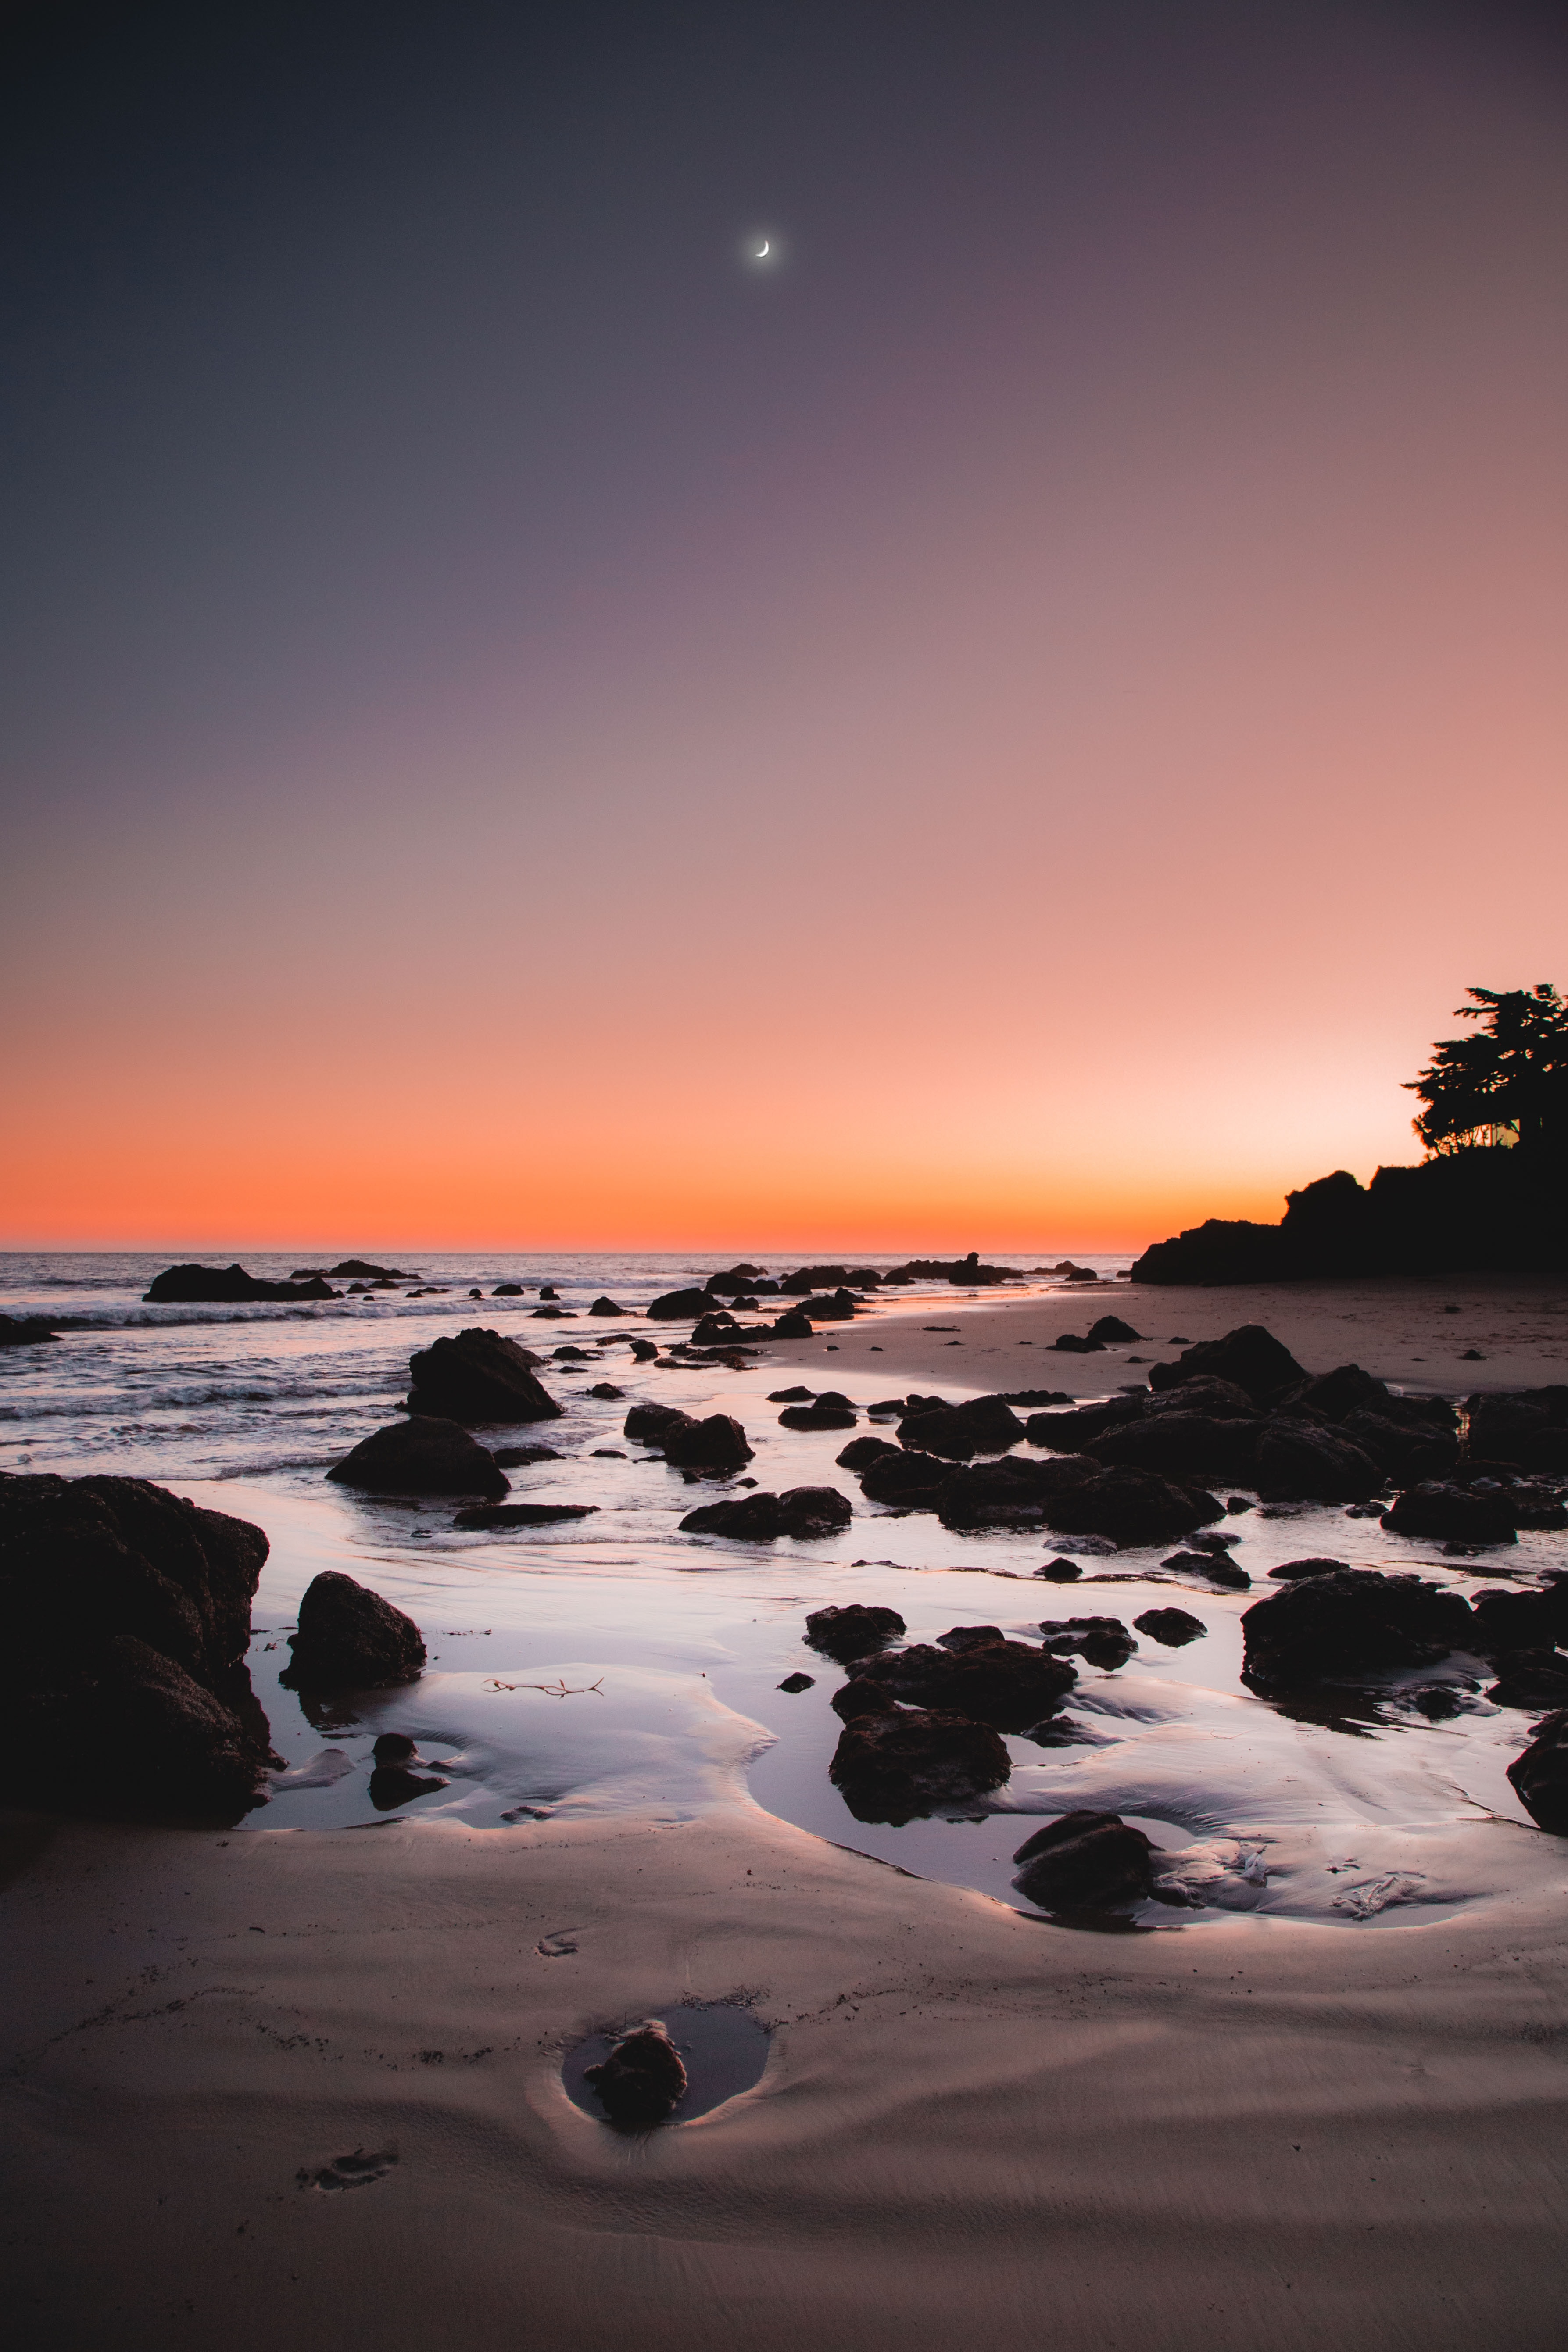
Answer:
(1406, 984, 1568, 1163)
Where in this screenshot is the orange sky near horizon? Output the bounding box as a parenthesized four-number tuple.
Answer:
(3, 6, 1565, 1253)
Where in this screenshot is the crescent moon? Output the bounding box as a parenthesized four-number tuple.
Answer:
(755, 240, 770, 258)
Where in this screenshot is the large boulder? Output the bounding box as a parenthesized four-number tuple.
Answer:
(794, 1288, 859, 1322)
(658, 1413, 754, 1472)
(326, 1417, 509, 1498)
(1241, 1568, 1475, 1692)
(1339, 1409, 1458, 1480)
(830, 1708, 1011, 1823)
(1381, 1482, 1518, 1546)
(1134, 1606, 1207, 1646)
(804, 1603, 905, 1663)
(1147, 1325, 1307, 1404)
(1040, 1468, 1223, 1547)
(1507, 1710, 1568, 1833)
(281, 1569, 425, 1690)
(936, 1454, 1099, 1532)
(1093, 1412, 1262, 1483)
(681, 1487, 852, 1539)
(837, 1435, 901, 1471)
(854, 1638, 1076, 1732)
(1254, 1420, 1385, 1503)
(646, 1288, 714, 1321)
(0, 1472, 274, 1821)
(858, 1448, 954, 1508)
(405, 1328, 562, 1424)
(624, 1402, 693, 1445)
(1011, 1812, 1158, 1911)
(899, 1396, 1027, 1460)
(588, 1296, 630, 1317)
(1026, 1399, 1148, 1451)
(142, 1263, 338, 1303)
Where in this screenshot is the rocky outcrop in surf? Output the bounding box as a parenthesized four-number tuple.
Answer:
(143, 1263, 340, 1303)
(327, 1416, 510, 1497)
(405, 1327, 562, 1424)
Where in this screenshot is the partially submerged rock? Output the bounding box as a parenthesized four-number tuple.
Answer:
(0, 1312, 58, 1346)
(779, 1402, 858, 1430)
(1036, 1615, 1136, 1668)
(1382, 1482, 1518, 1546)
(658, 1413, 754, 1472)
(327, 1416, 509, 1498)
(646, 1288, 714, 1321)
(681, 1486, 852, 1539)
(804, 1603, 905, 1663)
(830, 1708, 1011, 1823)
(584, 2024, 688, 2126)
(1241, 1568, 1475, 1692)
(1147, 1325, 1307, 1404)
(1012, 1811, 1158, 1911)
(1041, 1467, 1223, 1547)
(405, 1328, 562, 1424)
(142, 1263, 338, 1303)
(281, 1569, 425, 1690)
(1134, 1606, 1206, 1646)
(451, 1502, 599, 1529)
(853, 1637, 1077, 1731)
(1507, 1709, 1568, 1833)
(588, 1296, 630, 1317)
(1254, 1420, 1385, 1503)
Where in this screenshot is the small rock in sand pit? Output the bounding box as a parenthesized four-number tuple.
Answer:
(584, 2025, 688, 2126)
(1012, 1812, 1160, 1911)
(805, 1603, 905, 1663)
(369, 1764, 449, 1809)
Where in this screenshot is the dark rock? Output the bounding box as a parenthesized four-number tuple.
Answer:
(1470, 1588, 1568, 1653)
(681, 1486, 851, 1539)
(142, 1263, 340, 1304)
(778, 1671, 815, 1693)
(1038, 1559, 1083, 1582)
(646, 1288, 714, 1321)
(996, 1389, 1074, 1407)
(492, 1282, 526, 1295)
(630, 1339, 659, 1362)
(1146, 1325, 1307, 1404)
(539, 1286, 559, 1300)
(1135, 1607, 1206, 1646)
(1021, 1714, 1094, 1746)
(1050, 1333, 1103, 1353)
(1488, 1652, 1568, 1709)
(492, 1444, 562, 1468)
(899, 1396, 1027, 1461)
(770, 1386, 816, 1403)
(1276, 1363, 1394, 1422)
(1162, 1550, 1251, 1587)
(779, 1404, 858, 1430)
(0, 1470, 276, 1821)
(1088, 1316, 1140, 1343)
(1254, 1420, 1385, 1503)
(837, 1435, 901, 1471)
(1093, 1411, 1262, 1483)
(658, 1413, 754, 1472)
(1267, 1557, 1352, 1581)
(451, 1503, 599, 1528)
(327, 1417, 509, 1498)
(1025, 1398, 1148, 1450)
(858, 1448, 953, 1509)
(372, 1732, 417, 1763)
(1011, 1812, 1158, 1911)
(1339, 1409, 1459, 1480)
(1507, 1709, 1568, 1833)
(1147, 1377, 1259, 1420)
(406, 1328, 562, 1425)
(933, 1623, 1007, 1653)
(936, 1454, 1099, 1532)
(705, 1264, 768, 1294)
(1382, 1482, 1518, 1546)
(1465, 1390, 1568, 1473)
(1041, 1468, 1223, 1547)
(281, 1569, 425, 1690)
(804, 1603, 905, 1663)
(1037, 1615, 1137, 1669)
(624, 1402, 693, 1444)
(584, 2024, 688, 2126)
(554, 1346, 595, 1361)
(530, 1305, 573, 1319)
(770, 1308, 815, 1338)
(830, 1676, 901, 1721)
(1241, 1569, 1476, 1692)
(588, 1382, 625, 1400)
(0, 1313, 58, 1346)
(854, 1639, 1077, 1731)
(369, 1764, 448, 1809)
(588, 1297, 630, 1317)
(829, 1708, 1011, 1823)
(327, 1261, 413, 1280)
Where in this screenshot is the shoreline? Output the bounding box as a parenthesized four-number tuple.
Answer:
(6, 1800, 1568, 2348)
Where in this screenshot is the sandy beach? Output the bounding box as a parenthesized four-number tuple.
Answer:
(5, 1272, 1568, 2348)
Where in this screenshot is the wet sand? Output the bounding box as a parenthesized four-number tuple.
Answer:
(6, 1271, 1568, 2347)
(6, 1801, 1568, 2351)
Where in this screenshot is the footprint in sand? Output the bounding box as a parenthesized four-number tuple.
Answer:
(297, 2149, 397, 2192)
(537, 1930, 580, 1956)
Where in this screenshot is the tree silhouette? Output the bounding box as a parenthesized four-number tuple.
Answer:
(1407, 984, 1568, 1161)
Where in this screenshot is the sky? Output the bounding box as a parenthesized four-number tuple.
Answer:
(3, 0, 1565, 1252)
